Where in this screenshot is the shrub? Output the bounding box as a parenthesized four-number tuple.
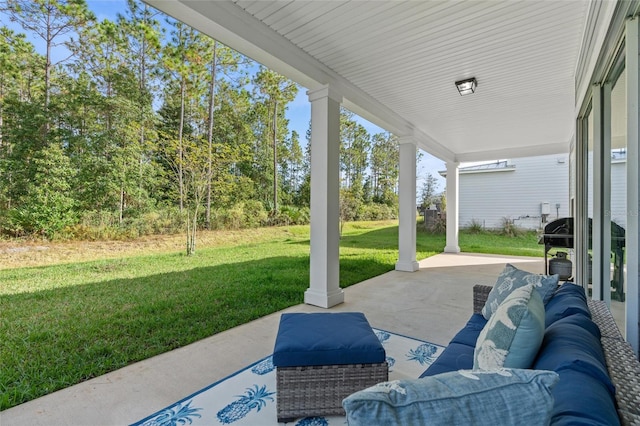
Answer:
(500, 217, 522, 237)
(429, 216, 447, 234)
(357, 203, 397, 221)
(272, 205, 310, 226)
(242, 200, 269, 228)
(465, 219, 484, 234)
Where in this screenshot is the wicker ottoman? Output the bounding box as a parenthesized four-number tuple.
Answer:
(272, 312, 388, 422)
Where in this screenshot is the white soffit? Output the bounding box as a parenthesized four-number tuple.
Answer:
(145, 0, 592, 163)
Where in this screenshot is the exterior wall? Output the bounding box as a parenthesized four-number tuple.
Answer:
(459, 154, 570, 230)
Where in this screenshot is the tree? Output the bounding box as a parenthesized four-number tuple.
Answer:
(4, 0, 93, 112)
(252, 67, 297, 213)
(72, 17, 143, 221)
(370, 132, 399, 205)
(9, 143, 76, 237)
(117, 0, 163, 214)
(280, 129, 303, 205)
(294, 122, 312, 207)
(340, 110, 370, 196)
(182, 132, 209, 255)
(162, 19, 210, 212)
(203, 40, 245, 228)
(420, 173, 440, 210)
(0, 27, 40, 211)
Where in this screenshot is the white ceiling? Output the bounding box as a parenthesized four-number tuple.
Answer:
(145, 0, 602, 163)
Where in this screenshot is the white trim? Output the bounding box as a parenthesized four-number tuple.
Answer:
(625, 17, 639, 355)
(575, 1, 618, 115)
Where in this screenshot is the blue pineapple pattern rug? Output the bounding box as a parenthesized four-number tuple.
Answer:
(131, 329, 444, 426)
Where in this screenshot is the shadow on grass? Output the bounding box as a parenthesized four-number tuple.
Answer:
(0, 255, 392, 410)
(287, 224, 446, 253)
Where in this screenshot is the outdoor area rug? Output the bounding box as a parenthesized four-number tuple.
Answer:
(131, 329, 445, 426)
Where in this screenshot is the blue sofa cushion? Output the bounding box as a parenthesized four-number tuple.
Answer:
(474, 284, 546, 370)
(544, 282, 591, 327)
(343, 369, 559, 426)
(419, 342, 474, 377)
(449, 313, 487, 347)
(482, 263, 559, 320)
(547, 369, 620, 426)
(533, 313, 613, 394)
(272, 312, 386, 367)
(547, 309, 601, 339)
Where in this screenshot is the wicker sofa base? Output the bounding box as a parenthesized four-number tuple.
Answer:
(474, 284, 640, 425)
(276, 362, 388, 422)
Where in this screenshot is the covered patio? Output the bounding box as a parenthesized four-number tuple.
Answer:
(140, 0, 639, 356)
(4, 253, 599, 425)
(4, 0, 640, 423)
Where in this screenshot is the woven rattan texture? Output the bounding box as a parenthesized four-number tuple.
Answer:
(474, 285, 640, 425)
(473, 285, 493, 314)
(276, 362, 388, 422)
(589, 299, 625, 340)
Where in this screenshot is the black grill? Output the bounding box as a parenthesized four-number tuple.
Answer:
(539, 217, 626, 301)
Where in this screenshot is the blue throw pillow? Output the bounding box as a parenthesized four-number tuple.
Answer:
(474, 284, 545, 370)
(482, 263, 559, 320)
(343, 369, 559, 426)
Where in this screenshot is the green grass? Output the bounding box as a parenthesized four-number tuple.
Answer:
(0, 222, 543, 410)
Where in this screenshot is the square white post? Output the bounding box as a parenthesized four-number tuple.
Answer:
(395, 138, 419, 272)
(304, 85, 344, 308)
(444, 161, 461, 253)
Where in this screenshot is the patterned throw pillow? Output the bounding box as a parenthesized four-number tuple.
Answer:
(342, 369, 559, 426)
(481, 263, 558, 320)
(474, 284, 545, 370)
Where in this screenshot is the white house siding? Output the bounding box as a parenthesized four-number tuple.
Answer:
(458, 154, 570, 230)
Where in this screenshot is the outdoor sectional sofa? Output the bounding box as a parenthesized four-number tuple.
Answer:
(419, 281, 640, 425)
(343, 265, 640, 425)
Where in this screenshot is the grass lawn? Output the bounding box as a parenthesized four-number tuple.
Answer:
(0, 221, 543, 410)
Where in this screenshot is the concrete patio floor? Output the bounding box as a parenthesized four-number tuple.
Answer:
(1, 252, 625, 426)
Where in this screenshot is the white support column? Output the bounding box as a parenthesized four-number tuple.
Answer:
(395, 138, 419, 272)
(304, 85, 344, 308)
(625, 17, 639, 355)
(444, 161, 461, 253)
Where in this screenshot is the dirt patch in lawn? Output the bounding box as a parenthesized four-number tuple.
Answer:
(0, 227, 300, 270)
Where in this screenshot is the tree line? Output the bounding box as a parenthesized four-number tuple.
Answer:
(0, 0, 404, 250)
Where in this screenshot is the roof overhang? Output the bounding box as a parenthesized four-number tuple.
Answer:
(144, 0, 614, 163)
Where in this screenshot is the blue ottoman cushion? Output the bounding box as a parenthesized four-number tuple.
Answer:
(273, 312, 386, 367)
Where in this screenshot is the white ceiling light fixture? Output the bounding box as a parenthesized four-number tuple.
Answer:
(455, 77, 477, 96)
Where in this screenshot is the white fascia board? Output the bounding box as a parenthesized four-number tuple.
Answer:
(439, 167, 515, 178)
(455, 141, 571, 163)
(144, 0, 457, 162)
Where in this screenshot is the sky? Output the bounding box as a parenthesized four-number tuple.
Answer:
(2, 0, 447, 194)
